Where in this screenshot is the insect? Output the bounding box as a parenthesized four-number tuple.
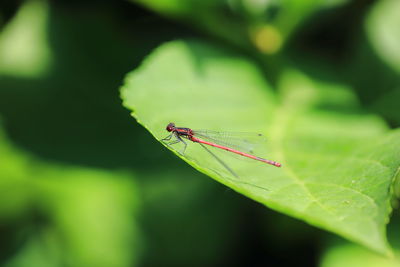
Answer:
(162, 122, 281, 178)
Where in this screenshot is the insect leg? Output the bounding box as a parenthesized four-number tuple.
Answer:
(167, 139, 181, 145)
(175, 134, 187, 155)
(161, 134, 173, 142)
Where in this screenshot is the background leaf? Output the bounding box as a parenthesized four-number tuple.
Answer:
(320, 213, 400, 267)
(121, 40, 400, 254)
(132, 0, 347, 55)
(366, 0, 400, 74)
(0, 0, 52, 78)
(0, 126, 140, 267)
(363, 0, 400, 127)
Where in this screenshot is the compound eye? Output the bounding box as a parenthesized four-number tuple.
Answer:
(166, 122, 175, 132)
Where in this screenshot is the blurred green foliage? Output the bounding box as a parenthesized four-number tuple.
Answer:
(0, 125, 139, 267)
(0, 0, 399, 266)
(320, 212, 400, 267)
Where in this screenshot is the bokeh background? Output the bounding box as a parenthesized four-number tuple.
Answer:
(0, 0, 399, 266)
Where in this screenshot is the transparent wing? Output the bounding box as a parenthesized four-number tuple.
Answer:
(192, 129, 267, 155)
(197, 143, 270, 192)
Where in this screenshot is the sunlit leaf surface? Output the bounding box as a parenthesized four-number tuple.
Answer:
(121, 40, 400, 254)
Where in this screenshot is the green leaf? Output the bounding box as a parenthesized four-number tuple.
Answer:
(366, 0, 400, 73)
(0, 126, 140, 267)
(320, 243, 400, 267)
(0, 0, 52, 78)
(121, 40, 400, 254)
(320, 215, 400, 267)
